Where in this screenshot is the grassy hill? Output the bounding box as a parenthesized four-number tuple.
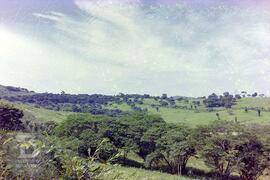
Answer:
(0, 84, 34, 97)
(105, 97, 270, 127)
(104, 165, 192, 180)
(0, 99, 211, 180)
(1, 85, 269, 179)
(1, 84, 269, 127)
(235, 97, 270, 110)
(0, 99, 71, 123)
(4, 96, 269, 127)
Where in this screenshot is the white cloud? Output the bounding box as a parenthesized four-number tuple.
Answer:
(0, 26, 126, 94)
(1, 1, 270, 96)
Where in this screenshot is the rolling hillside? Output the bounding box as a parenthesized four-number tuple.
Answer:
(1, 84, 270, 179)
(1, 84, 270, 127)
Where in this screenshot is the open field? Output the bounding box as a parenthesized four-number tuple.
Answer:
(105, 97, 270, 127)
(105, 165, 191, 180)
(235, 97, 270, 110)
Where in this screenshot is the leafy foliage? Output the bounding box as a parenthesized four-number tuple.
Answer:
(0, 104, 24, 131)
(193, 121, 269, 179)
(236, 138, 269, 180)
(54, 113, 166, 164)
(204, 92, 236, 108)
(145, 125, 195, 175)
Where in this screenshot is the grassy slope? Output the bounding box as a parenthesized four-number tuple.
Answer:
(234, 97, 270, 110)
(105, 97, 270, 127)
(106, 166, 191, 180)
(0, 99, 71, 123)
(0, 85, 34, 97)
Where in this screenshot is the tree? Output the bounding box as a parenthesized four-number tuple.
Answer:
(223, 92, 230, 97)
(139, 125, 167, 159)
(193, 121, 269, 179)
(216, 113, 220, 120)
(145, 125, 195, 175)
(252, 92, 258, 97)
(235, 94, 242, 99)
(192, 100, 201, 106)
(161, 94, 168, 99)
(193, 121, 245, 179)
(241, 91, 247, 98)
(257, 109, 261, 117)
(235, 138, 268, 180)
(205, 93, 221, 107)
(202, 136, 238, 178)
(235, 116, 238, 123)
(160, 101, 169, 107)
(221, 93, 235, 108)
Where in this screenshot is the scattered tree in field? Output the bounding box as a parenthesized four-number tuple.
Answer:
(160, 100, 169, 107)
(235, 94, 241, 99)
(257, 109, 261, 117)
(222, 92, 235, 108)
(241, 91, 247, 98)
(192, 100, 201, 106)
(161, 94, 168, 99)
(245, 107, 248, 113)
(216, 112, 220, 120)
(167, 98, 175, 106)
(204, 93, 221, 107)
(204, 92, 236, 108)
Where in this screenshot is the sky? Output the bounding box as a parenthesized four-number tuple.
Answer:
(0, 0, 270, 96)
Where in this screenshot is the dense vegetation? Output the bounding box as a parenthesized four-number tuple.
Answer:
(0, 85, 155, 115)
(204, 92, 237, 108)
(0, 85, 269, 180)
(50, 113, 270, 179)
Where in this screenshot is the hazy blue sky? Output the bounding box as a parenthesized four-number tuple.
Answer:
(0, 0, 270, 96)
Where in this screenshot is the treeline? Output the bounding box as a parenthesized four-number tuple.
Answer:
(2, 93, 137, 116)
(0, 85, 158, 115)
(1, 89, 177, 115)
(1, 85, 193, 114)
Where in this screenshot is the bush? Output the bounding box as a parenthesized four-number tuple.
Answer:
(0, 104, 24, 131)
